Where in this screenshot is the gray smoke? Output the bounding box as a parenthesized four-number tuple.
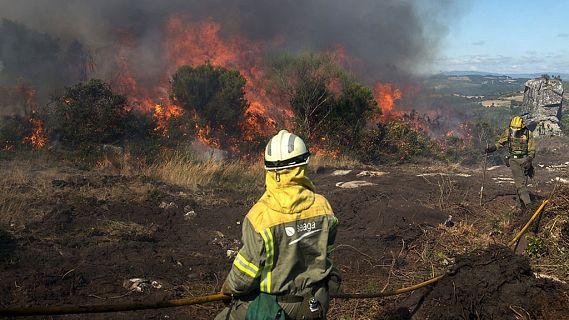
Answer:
(0, 0, 462, 108)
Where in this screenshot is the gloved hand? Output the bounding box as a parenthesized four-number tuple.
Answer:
(485, 145, 497, 154)
(327, 275, 341, 295)
(221, 280, 233, 295)
(220, 281, 234, 306)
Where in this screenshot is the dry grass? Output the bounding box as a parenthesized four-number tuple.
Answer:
(94, 152, 146, 175)
(0, 157, 62, 225)
(142, 152, 264, 193)
(527, 191, 569, 282)
(0, 150, 367, 230)
(86, 149, 267, 195)
(0, 151, 267, 227)
(309, 154, 363, 171)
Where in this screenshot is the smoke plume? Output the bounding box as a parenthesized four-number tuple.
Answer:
(0, 0, 460, 111)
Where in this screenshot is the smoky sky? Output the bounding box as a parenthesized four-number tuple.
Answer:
(0, 0, 462, 108)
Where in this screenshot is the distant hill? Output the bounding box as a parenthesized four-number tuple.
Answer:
(440, 71, 569, 80)
(440, 71, 504, 77)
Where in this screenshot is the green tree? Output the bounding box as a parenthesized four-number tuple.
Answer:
(48, 79, 133, 150)
(170, 63, 248, 147)
(267, 53, 378, 148)
(325, 83, 377, 151)
(268, 53, 344, 140)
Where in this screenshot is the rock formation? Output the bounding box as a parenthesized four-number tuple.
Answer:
(521, 77, 564, 136)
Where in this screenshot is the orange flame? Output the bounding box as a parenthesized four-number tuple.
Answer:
(310, 138, 341, 159)
(373, 82, 402, 117)
(165, 17, 285, 144)
(24, 116, 47, 149)
(153, 104, 184, 137)
(194, 121, 221, 149)
(111, 17, 287, 148)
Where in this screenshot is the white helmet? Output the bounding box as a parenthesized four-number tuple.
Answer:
(264, 130, 310, 170)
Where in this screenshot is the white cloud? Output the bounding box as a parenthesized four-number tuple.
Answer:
(432, 53, 569, 74)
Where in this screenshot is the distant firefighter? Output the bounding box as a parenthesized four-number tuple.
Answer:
(485, 116, 535, 210)
(215, 130, 340, 320)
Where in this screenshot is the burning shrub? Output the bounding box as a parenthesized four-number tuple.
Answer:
(170, 63, 248, 148)
(47, 79, 135, 150)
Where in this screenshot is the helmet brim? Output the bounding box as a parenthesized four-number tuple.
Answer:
(264, 152, 310, 170)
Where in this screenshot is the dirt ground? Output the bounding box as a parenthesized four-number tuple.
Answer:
(1, 136, 569, 319)
(378, 245, 569, 319)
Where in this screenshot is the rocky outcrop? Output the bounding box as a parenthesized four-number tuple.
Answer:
(521, 77, 564, 136)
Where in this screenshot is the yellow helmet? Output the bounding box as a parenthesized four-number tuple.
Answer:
(509, 116, 525, 129)
(264, 130, 310, 170)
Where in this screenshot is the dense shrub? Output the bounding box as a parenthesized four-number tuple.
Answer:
(357, 120, 438, 164)
(170, 63, 248, 148)
(323, 83, 378, 153)
(267, 53, 378, 152)
(47, 79, 135, 150)
(267, 53, 341, 141)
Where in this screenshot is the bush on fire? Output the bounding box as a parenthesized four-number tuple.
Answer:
(170, 63, 248, 147)
(47, 79, 134, 150)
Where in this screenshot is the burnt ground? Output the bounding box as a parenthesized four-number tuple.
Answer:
(1, 136, 569, 319)
(378, 245, 569, 320)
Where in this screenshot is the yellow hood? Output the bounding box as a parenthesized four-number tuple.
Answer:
(261, 165, 316, 214)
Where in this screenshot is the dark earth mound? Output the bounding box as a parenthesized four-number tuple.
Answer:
(379, 245, 569, 320)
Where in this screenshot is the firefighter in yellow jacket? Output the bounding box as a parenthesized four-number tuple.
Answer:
(486, 116, 535, 210)
(215, 130, 341, 320)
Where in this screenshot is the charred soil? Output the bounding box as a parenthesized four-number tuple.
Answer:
(1, 139, 569, 319)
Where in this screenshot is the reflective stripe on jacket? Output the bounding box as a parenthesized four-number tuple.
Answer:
(495, 128, 535, 159)
(225, 165, 340, 297)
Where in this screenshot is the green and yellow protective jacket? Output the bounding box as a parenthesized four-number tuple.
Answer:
(495, 127, 535, 159)
(224, 165, 340, 297)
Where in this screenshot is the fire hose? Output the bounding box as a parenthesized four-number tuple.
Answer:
(0, 196, 554, 317)
(0, 275, 445, 317)
(509, 178, 558, 248)
(508, 199, 550, 247)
